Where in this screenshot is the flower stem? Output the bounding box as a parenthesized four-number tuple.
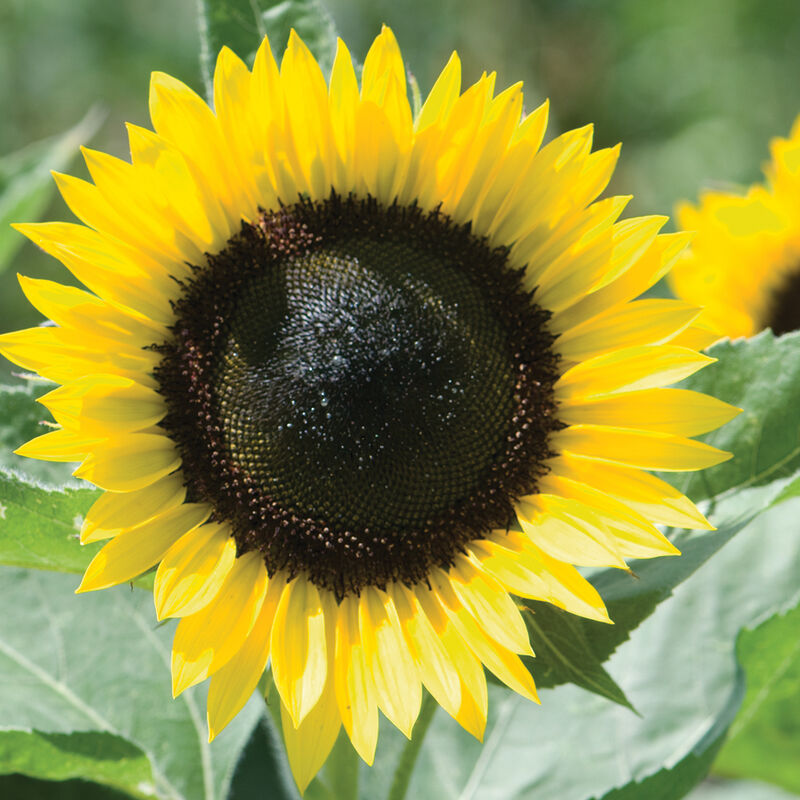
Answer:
(386, 692, 438, 800)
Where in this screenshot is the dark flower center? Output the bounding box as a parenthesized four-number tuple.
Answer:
(764, 267, 800, 336)
(154, 195, 561, 596)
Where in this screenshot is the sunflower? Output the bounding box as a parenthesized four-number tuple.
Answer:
(1, 27, 738, 792)
(671, 115, 800, 339)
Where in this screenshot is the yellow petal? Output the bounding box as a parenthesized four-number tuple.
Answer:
(414, 585, 488, 736)
(19, 274, 166, 346)
(207, 574, 285, 740)
(280, 587, 340, 794)
(552, 425, 732, 471)
(172, 552, 268, 695)
(516, 494, 626, 568)
(334, 595, 379, 765)
(555, 299, 702, 363)
(15, 428, 101, 463)
(0, 326, 160, 386)
(449, 555, 532, 655)
(472, 532, 610, 623)
(77, 503, 211, 592)
(149, 71, 248, 223)
(281, 30, 335, 199)
(80, 474, 187, 544)
(270, 574, 329, 728)
(39, 374, 165, 435)
(154, 521, 237, 619)
(559, 388, 741, 437)
(12, 222, 176, 324)
(538, 474, 680, 559)
(556, 345, 715, 401)
(328, 38, 359, 190)
(416, 51, 461, 132)
(546, 453, 712, 530)
(429, 571, 539, 703)
(388, 583, 461, 719)
(359, 586, 421, 738)
(280, 689, 341, 795)
(551, 232, 691, 334)
(74, 434, 181, 492)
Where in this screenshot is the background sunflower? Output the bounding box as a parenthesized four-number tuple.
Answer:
(1, 3, 800, 800)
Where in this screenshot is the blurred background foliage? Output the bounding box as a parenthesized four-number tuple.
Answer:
(2, 2, 800, 798)
(4, 0, 800, 357)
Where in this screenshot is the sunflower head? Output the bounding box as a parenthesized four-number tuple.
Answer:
(671, 114, 800, 339)
(1, 26, 739, 793)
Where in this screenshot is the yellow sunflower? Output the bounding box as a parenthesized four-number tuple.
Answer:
(1, 27, 738, 792)
(671, 114, 800, 339)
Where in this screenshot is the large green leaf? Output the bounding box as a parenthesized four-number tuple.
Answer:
(197, 0, 338, 99)
(384, 490, 800, 800)
(0, 731, 149, 799)
(0, 108, 103, 275)
(0, 774, 135, 800)
(0, 568, 263, 800)
(688, 779, 800, 800)
(713, 601, 800, 794)
(674, 330, 800, 502)
(0, 471, 100, 574)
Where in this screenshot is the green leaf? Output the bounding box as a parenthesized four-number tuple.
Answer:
(713, 601, 800, 795)
(0, 108, 103, 275)
(521, 604, 633, 709)
(0, 567, 263, 800)
(197, 0, 338, 99)
(382, 490, 800, 800)
(0, 731, 150, 799)
(688, 778, 800, 800)
(227, 718, 299, 800)
(0, 774, 135, 800)
(592, 704, 732, 800)
(0, 470, 101, 574)
(673, 330, 800, 503)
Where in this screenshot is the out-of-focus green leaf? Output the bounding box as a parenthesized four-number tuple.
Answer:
(0, 567, 263, 800)
(0, 773, 135, 800)
(0, 470, 100, 574)
(383, 491, 800, 800)
(197, 0, 338, 99)
(592, 714, 730, 800)
(227, 718, 298, 800)
(0, 108, 103, 275)
(713, 602, 800, 795)
(0, 731, 150, 799)
(688, 778, 800, 800)
(673, 331, 800, 503)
